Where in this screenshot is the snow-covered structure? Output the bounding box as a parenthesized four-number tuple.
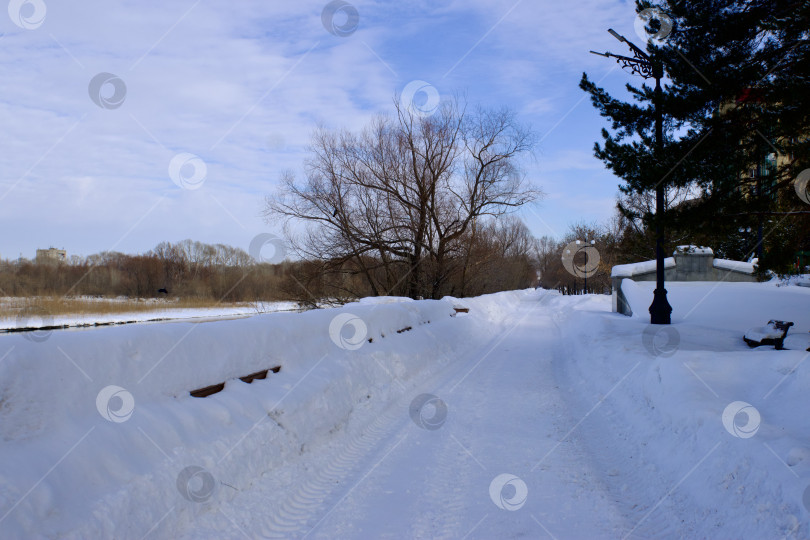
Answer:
(610, 246, 757, 315)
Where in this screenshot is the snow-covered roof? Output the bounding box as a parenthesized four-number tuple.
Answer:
(674, 245, 713, 255)
(611, 257, 676, 278)
(713, 258, 755, 274)
(355, 296, 414, 305)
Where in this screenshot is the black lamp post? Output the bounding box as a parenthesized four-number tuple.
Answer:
(591, 29, 673, 324)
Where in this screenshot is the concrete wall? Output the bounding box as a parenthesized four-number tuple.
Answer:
(611, 250, 757, 315)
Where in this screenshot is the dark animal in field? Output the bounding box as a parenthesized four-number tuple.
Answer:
(157, 288, 169, 295)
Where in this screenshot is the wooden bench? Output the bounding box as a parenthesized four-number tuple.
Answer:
(190, 365, 282, 398)
(744, 320, 794, 350)
(239, 366, 281, 383)
(190, 382, 225, 398)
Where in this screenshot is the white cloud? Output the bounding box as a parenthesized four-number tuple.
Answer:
(0, 0, 637, 258)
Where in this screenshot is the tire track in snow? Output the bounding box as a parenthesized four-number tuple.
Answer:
(257, 395, 413, 538)
(184, 291, 633, 538)
(305, 292, 611, 538)
(293, 292, 630, 539)
(294, 316, 536, 538)
(403, 432, 476, 539)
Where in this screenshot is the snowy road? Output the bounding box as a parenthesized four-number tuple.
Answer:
(301, 294, 629, 539)
(180, 292, 629, 539)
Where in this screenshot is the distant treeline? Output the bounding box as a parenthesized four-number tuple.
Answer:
(1, 240, 291, 301)
(0, 235, 538, 303)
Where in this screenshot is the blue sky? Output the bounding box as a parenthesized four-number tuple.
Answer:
(0, 0, 649, 259)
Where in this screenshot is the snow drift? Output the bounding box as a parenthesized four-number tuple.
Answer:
(557, 281, 810, 537)
(0, 296, 495, 538)
(4, 284, 810, 538)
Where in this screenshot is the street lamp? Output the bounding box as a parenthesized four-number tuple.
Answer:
(575, 239, 596, 294)
(590, 29, 673, 324)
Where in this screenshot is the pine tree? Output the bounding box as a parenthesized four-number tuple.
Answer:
(581, 0, 810, 272)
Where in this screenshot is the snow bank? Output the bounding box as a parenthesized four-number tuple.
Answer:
(776, 274, 810, 288)
(0, 295, 507, 538)
(554, 287, 810, 537)
(611, 248, 756, 279)
(713, 258, 755, 274)
(784, 333, 810, 351)
(622, 280, 810, 331)
(6, 285, 809, 537)
(611, 257, 676, 278)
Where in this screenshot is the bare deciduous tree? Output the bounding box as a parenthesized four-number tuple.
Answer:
(264, 97, 542, 299)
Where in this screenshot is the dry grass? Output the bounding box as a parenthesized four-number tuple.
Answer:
(2, 296, 258, 319)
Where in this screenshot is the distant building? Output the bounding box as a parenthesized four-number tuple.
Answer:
(36, 247, 67, 263)
(721, 88, 797, 203)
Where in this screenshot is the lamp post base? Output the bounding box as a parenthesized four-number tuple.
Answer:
(649, 288, 672, 324)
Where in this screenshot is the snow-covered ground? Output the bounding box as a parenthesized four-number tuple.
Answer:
(1, 284, 809, 538)
(0, 298, 299, 332)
